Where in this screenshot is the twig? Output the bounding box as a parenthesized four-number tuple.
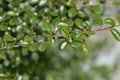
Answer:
(92, 24, 120, 32)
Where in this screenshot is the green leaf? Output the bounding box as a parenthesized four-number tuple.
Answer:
(39, 0, 48, 6)
(78, 11, 85, 18)
(75, 18, 83, 29)
(16, 33, 24, 41)
(7, 43, 15, 49)
(7, 11, 15, 16)
(71, 40, 82, 48)
(30, 0, 39, 4)
(24, 35, 33, 42)
(58, 22, 68, 27)
(42, 21, 51, 31)
(60, 41, 68, 50)
(110, 28, 120, 41)
(65, 19, 74, 26)
(33, 35, 41, 41)
(7, 50, 15, 54)
(68, 8, 77, 18)
(93, 17, 103, 27)
(93, 5, 102, 15)
(85, 21, 91, 29)
(9, 18, 17, 26)
(3, 34, 13, 41)
(0, 25, 8, 31)
(60, 5, 66, 16)
(104, 18, 115, 26)
(30, 16, 38, 24)
(66, 0, 75, 7)
(60, 29, 70, 39)
(39, 42, 47, 52)
(29, 45, 36, 52)
(42, 31, 52, 40)
(82, 47, 88, 60)
(22, 47, 28, 55)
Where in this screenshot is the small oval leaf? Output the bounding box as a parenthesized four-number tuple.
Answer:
(60, 41, 68, 50)
(42, 20, 51, 31)
(104, 18, 115, 26)
(110, 28, 120, 41)
(3, 34, 13, 41)
(39, 42, 47, 52)
(60, 5, 66, 16)
(75, 18, 83, 29)
(60, 29, 69, 39)
(71, 40, 82, 48)
(82, 47, 88, 60)
(93, 17, 103, 27)
(68, 8, 77, 18)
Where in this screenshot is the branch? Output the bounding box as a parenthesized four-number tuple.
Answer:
(92, 24, 120, 32)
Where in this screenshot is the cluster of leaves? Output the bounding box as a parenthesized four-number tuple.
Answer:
(0, 0, 120, 79)
(0, 0, 120, 54)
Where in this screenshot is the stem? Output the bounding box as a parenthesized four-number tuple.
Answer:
(92, 24, 120, 32)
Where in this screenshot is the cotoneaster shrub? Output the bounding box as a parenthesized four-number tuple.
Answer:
(0, 0, 120, 80)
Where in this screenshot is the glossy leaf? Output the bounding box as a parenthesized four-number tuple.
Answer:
(75, 18, 83, 29)
(60, 41, 68, 50)
(22, 47, 29, 55)
(78, 11, 85, 18)
(93, 17, 103, 27)
(9, 18, 17, 26)
(16, 33, 24, 41)
(93, 5, 102, 15)
(7, 43, 15, 49)
(39, 0, 47, 6)
(29, 45, 36, 52)
(60, 5, 66, 16)
(42, 21, 51, 31)
(60, 29, 69, 39)
(110, 28, 120, 41)
(65, 19, 74, 26)
(68, 8, 77, 18)
(0, 25, 8, 31)
(58, 22, 68, 27)
(71, 40, 82, 48)
(85, 21, 91, 29)
(104, 18, 115, 26)
(82, 47, 88, 60)
(39, 42, 47, 52)
(3, 34, 13, 41)
(24, 35, 33, 42)
(66, 0, 75, 7)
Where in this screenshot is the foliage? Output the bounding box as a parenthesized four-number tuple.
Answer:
(0, 0, 120, 79)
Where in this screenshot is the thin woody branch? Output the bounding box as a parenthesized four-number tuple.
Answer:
(92, 24, 120, 32)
